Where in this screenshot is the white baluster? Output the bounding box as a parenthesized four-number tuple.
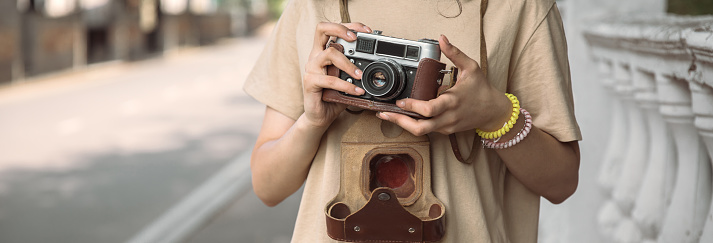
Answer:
(597, 59, 629, 193)
(613, 64, 651, 212)
(600, 200, 625, 240)
(597, 102, 628, 190)
(693, 81, 713, 242)
(629, 68, 677, 241)
(596, 59, 629, 239)
(613, 65, 659, 243)
(657, 74, 712, 243)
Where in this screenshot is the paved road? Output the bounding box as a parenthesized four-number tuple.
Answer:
(0, 33, 299, 243)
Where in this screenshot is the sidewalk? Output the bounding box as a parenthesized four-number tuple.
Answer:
(0, 26, 291, 242)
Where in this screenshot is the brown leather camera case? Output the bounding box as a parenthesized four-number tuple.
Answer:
(325, 113, 445, 242)
(322, 42, 446, 119)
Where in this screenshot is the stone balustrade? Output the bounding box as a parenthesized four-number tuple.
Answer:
(584, 14, 713, 243)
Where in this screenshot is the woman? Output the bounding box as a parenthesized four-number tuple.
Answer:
(244, 0, 581, 241)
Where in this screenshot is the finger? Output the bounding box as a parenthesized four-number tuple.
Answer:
(343, 22, 372, 34)
(439, 35, 480, 71)
(314, 22, 357, 51)
(305, 47, 362, 79)
(396, 96, 454, 118)
(319, 47, 362, 79)
(377, 112, 437, 136)
(431, 112, 459, 135)
(304, 73, 365, 96)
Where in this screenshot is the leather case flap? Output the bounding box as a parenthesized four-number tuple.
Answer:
(411, 58, 446, 101)
(345, 188, 423, 242)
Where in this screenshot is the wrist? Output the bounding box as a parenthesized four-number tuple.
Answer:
(481, 92, 516, 131)
(481, 108, 533, 149)
(297, 114, 331, 135)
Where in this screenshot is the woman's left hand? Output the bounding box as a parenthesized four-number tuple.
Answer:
(377, 37, 580, 205)
(376, 35, 512, 136)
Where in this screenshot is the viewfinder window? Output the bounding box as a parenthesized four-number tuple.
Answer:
(376, 41, 406, 58)
(405, 46, 420, 60)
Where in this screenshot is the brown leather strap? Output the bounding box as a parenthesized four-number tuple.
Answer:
(449, 133, 469, 163)
(480, 0, 488, 78)
(448, 0, 488, 164)
(444, 67, 476, 163)
(339, 0, 350, 23)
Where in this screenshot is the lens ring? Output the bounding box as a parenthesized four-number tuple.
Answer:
(361, 59, 406, 101)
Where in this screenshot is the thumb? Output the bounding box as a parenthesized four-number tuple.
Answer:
(439, 35, 480, 71)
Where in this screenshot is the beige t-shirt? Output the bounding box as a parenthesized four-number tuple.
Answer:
(244, 0, 582, 242)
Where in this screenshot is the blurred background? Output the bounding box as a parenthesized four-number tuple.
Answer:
(0, 0, 711, 243)
(0, 0, 298, 243)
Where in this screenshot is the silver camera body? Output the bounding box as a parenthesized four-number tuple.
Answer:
(334, 30, 442, 102)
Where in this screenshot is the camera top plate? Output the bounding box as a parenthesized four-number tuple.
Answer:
(335, 30, 441, 68)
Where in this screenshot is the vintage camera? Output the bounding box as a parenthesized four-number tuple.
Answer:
(323, 30, 447, 117)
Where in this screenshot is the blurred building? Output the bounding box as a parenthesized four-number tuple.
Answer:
(0, 0, 269, 85)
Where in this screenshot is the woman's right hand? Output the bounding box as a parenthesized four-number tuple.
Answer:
(302, 22, 372, 128)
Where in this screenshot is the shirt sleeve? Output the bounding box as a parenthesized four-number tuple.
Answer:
(508, 3, 582, 142)
(243, 0, 305, 121)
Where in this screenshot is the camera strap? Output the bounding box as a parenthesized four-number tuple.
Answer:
(339, 0, 351, 23)
(337, 0, 489, 164)
(443, 0, 489, 164)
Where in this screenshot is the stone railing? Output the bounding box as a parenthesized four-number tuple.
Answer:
(584, 15, 713, 243)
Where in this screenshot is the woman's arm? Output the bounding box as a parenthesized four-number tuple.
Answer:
(378, 35, 580, 204)
(490, 112, 580, 204)
(251, 108, 327, 207)
(250, 22, 372, 206)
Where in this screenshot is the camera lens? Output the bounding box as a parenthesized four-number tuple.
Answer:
(371, 72, 387, 88)
(361, 59, 405, 101)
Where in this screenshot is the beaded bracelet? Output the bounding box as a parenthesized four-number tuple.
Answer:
(482, 108, 532, 149)
(476, 93, 520, 140)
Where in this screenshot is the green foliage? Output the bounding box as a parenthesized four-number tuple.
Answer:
(668, 0, 713, 15)
(267, 0, 286, 19)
